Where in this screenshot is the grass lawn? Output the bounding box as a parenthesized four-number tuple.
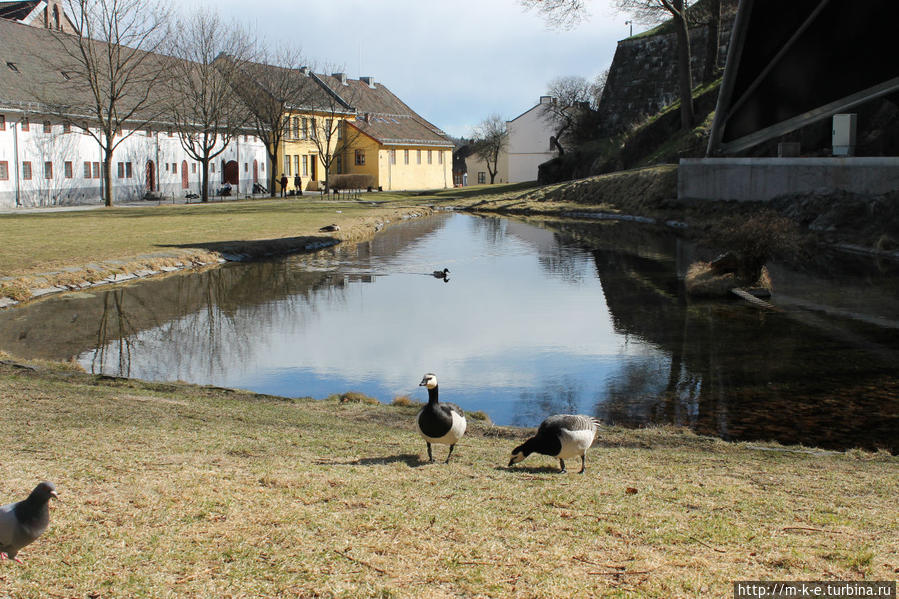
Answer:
(0, 359, 895, 598)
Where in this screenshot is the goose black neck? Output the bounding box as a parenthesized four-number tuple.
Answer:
(427, 385, 439, 404)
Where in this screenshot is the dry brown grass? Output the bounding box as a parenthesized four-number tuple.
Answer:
(0, 359, 895, 598)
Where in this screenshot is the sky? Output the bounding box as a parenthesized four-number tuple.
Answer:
(191, 0, 641, 139)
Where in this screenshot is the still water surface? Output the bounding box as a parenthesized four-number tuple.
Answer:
(1, 213, 897, 451)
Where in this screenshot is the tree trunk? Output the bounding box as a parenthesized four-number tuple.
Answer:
(201, 158, 210, 203)
(103, 147, 114, 207)
(268, 153, 278, 198)
(702, 0, 721, 83)
(673, 3, 695, 130)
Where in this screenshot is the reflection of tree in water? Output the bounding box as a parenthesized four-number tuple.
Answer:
(539, 218, 899, 452)
(469, 215, 507, 247)
(515, 376, 585, 427)
(87, 260, 350, 379)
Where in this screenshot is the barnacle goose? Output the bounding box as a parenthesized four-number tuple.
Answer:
(508, 414, 601, 473)
(416, 373, 466, 463)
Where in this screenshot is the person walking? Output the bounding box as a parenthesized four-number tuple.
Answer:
(279, 173, 288, 198)
(294, 173, 302, 196)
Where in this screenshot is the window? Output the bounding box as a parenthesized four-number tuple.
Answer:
(171, 162, 177, 173)
(146, 129, 152, 137)
(117, 162, 124, 178)
(427, 150, 432, 164)
(82, 123, 90, 135)
(22, 161, 32, 180)
(337, 121, 344, 140)
(325, 118, 333, 138)
(191, 163, 197, 174)
(0, 161, 8, 180)
(417, 150, 421, 164)
(244, 162, 249, 172)
(438, 151, 444, 165)
(211, 163, 215, 173)
(336, 154, 343, 174)
(84, 161, 91, 178)
(310, 117, 317, 140)
(0, 115, 4, 130)
(126, 162, 132, 178)
(292, 117, 299, 139)
(354, 149, 365, 166)
(302, 155, 308, 176)
(92, 162, 100, 178)
(301, 118, 308, 139)
(21, 117, 29, 131)
(44, 161, 53, 179)
(293, 155, 298, 175)
(389, 150, 396, 165)
(64, 161, 73, 178)
(168, 131, 173, 137)
(63, 122, 71, 134)
(43, 121, 51, 133)
(165, 163, 169, 172)
(478, 172, 486, 184)
(404, 149, 409, 165)
(284, 156, 291, 176)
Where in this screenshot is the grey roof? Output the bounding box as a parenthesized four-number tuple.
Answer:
(316, 74, 453, 148)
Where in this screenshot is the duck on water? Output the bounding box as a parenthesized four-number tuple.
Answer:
(416, 373, 466, 463)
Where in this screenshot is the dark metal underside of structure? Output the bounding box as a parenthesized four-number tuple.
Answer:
(708, 0, 899, 155)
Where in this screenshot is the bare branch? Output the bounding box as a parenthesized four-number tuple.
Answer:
(520, 0, 589, 29)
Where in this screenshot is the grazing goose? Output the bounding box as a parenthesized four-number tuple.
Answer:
(319, 224, 340, 232)
(0, 482, 59, 563)
(416, 373, 467, 463)
(432, 268, 450, 278)
(508, 415, 601, 473)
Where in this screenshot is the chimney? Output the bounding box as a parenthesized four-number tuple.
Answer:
(332, 72, 348, 85)
(360, 76, 376, 89)
(539, 95, 555, 105)
(299, 66, 310, 76)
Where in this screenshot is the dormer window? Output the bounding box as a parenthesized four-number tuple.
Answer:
(7, 62, 18, 73)
(61, 71, 71, 80)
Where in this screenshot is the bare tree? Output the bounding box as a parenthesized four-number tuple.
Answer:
(615, 0, 695, 129)
(52, 0, 170, 206)
(306, 73, 361, 195)
(227, 45, 317, 197)
(523, 0, 696, 130)
(164, 11, 253, 203)
(543, 76, 593, 155)
(472, 114, 507, 184)
(520, 0, 588, 29)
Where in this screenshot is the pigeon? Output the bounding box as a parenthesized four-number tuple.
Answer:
(0, 482, 59, 563)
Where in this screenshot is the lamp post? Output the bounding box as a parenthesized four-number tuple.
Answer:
(625, 20, 633, 37)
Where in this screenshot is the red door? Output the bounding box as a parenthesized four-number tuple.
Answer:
(253, 159, 259, 184)
(224, 161, 239, 185)
(181, 160, 189, 189)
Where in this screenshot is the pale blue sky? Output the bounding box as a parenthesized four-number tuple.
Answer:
(197, 0, 642, 139)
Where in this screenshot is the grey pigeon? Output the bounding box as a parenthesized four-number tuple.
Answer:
(0, 482, 59, 563)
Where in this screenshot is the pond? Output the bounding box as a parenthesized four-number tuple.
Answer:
(1, 212, 897, 452)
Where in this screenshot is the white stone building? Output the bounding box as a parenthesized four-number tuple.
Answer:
(0, 15, 267, 208)
(462, 96, 559, 186)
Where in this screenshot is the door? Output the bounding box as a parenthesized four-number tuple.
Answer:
(224, 161, 239, 185)
(253, 159, 259, 184)
(181, 160, 189, 189)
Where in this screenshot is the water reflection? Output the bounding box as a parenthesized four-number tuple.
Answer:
(0, 213, 896, 452)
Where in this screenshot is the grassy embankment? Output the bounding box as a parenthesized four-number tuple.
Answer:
(0, 195, 441, 302)
(0, 359, 896, 598)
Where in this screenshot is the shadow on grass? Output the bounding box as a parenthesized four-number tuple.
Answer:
(496, 465, 565, 475)
(335, 453, 425, 468)
(156, 236, 339, 256)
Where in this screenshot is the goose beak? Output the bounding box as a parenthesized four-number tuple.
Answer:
(50, 490, 60, 501)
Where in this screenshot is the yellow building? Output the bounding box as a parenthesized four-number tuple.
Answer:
(317, 74, 454, 191)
